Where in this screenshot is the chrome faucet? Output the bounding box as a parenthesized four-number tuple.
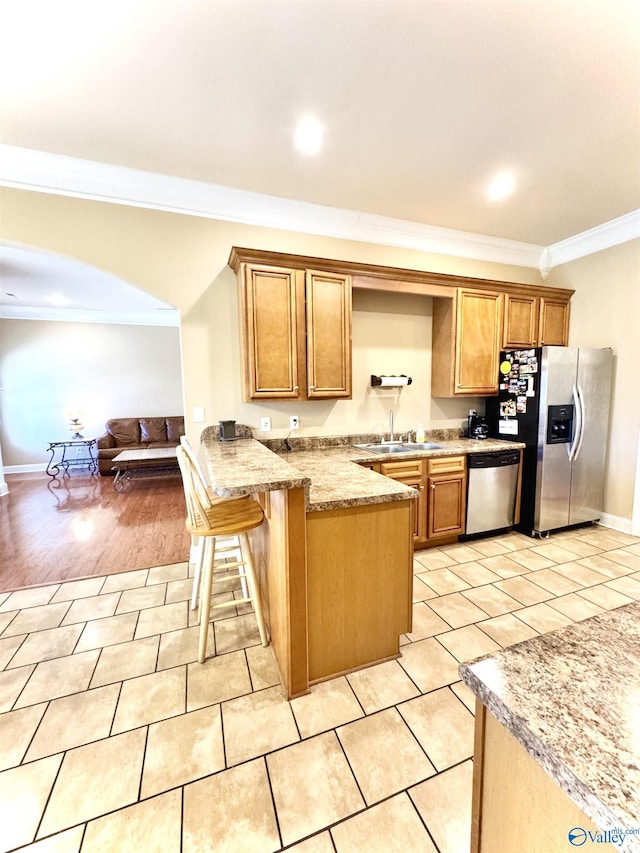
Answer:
(389, 410, 395, 443)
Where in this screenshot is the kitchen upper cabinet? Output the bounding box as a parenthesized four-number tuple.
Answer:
(305, 270, 352, 398)
(503, 294, 540, 348)
(503, 292, 570, 349)
(238, 262, 352, 401)
(426, 456, 466, 539)
(240, 264, 303, 399)
(432, 288, 504, 397)
(230, 248, 573, 399)
(539, 298, 570, 346)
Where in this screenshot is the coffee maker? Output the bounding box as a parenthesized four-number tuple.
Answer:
(219, 420, 237, 441)
(468, 411, 489, 440)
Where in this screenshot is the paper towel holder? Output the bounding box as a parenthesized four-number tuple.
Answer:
(371, 374, 413, 387)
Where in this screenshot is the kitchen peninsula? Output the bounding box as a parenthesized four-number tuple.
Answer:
(202, 432, 521, 699)
(461, 602, 640, 853)
(202, 435, 416, 698)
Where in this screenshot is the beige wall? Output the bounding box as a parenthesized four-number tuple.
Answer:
(0, 319, 183, 467)
(0, 188, 544, 448)
(547, 239, 640, 523)
(4, 188, 635, 522)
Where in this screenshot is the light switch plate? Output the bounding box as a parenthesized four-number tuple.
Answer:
(260, 417, 271, 432)
(192, 406, 205, 423)
(290, 415, 300, 430)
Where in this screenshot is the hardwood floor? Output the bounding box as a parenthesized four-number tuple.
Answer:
(0, 472, 190, 592)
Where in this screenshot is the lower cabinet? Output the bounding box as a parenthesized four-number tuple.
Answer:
(306, 500, 413, 683)
(471, 704, 607, 853)
(364, 455, 467, 548)
(380, 459, 427, 545)
(426, 456, 467, 540)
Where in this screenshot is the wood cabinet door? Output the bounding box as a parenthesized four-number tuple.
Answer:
(455, 289, 504, 395)
(539, 298, 569, 346)
(427, 472, 466, 538)
(379, 459, 427, 545)
(241, 264, 303, 400)
(305, 270, 352, 398)
(503, 294, 540, 348)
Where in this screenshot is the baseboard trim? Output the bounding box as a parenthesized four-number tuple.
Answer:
(597, 513, 633, 535)
(5, 463, 47, 474)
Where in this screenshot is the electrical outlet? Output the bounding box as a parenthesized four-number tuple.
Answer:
(192, 406, 205, 423)
(290, 415, 300, 430)
(260, 417, 271, 432)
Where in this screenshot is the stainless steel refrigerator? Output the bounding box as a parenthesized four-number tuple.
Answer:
(486, 347, 613, 536)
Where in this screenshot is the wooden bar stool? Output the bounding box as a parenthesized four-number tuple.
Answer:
(176, 445, 269, 663)
(179, 436, 246, 609)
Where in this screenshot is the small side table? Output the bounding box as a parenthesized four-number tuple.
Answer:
(46, 438, 98, 477)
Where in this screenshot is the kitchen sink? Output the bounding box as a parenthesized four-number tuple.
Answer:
(355, 442, 443, 454)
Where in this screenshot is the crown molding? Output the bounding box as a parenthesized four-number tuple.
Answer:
(0, 145, 542, 269)
(541, 210, 640, 275)
(0, 145, 637, 275)
(0, 304, 179, 326)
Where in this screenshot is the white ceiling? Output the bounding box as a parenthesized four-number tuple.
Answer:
(0, 244, 178, 325)
(0, 0, 639, 314)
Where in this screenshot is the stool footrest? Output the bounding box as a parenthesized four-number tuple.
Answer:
(212, 571, 246, 584)
(210, 597, 252, 611)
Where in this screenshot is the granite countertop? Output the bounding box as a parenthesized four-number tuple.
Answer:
(202, 437, 311, 499)
(202, 438, 416, 511)
(277, 446, 418, 511)
(460, 602, 640, 848)
(202, 432, 525, 512)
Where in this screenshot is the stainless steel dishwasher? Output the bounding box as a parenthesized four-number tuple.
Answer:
(465, 450, 520, 536)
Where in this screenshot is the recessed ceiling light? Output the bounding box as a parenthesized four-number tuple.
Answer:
(47, 293, 72, 307)
(293, 116, 324, 156)
(487, 170, 516, 202)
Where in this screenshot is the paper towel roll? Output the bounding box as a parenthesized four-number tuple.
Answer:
(371, 375, 412, 387)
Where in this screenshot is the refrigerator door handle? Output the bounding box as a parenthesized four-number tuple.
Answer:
(569, 384, 584, 462)
(573, 384, 586, 461)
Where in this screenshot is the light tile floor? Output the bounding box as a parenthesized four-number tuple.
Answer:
(1, 526, 640, 852)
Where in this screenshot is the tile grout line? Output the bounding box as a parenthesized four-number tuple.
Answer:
(31, 750, 66, 847)
(261, 754, 285, 851)
(136, 724, 151, 803)
(15, 700, 49, 768)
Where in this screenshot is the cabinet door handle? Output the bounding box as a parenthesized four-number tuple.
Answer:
(309, 385, 314, 390)
(418, 485, 425, 491)
(430, 484, 435, 490)
(294, 385, 299, 391)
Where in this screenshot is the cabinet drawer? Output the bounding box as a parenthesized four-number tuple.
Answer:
(427, 456, 466, 476)
(357, 461, 381, 473)
(380, 460, 424, 480)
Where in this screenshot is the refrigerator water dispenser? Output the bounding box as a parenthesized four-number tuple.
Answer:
(546, 405, 574, 445)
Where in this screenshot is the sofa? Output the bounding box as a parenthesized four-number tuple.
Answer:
(97, 416, 184, 475)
